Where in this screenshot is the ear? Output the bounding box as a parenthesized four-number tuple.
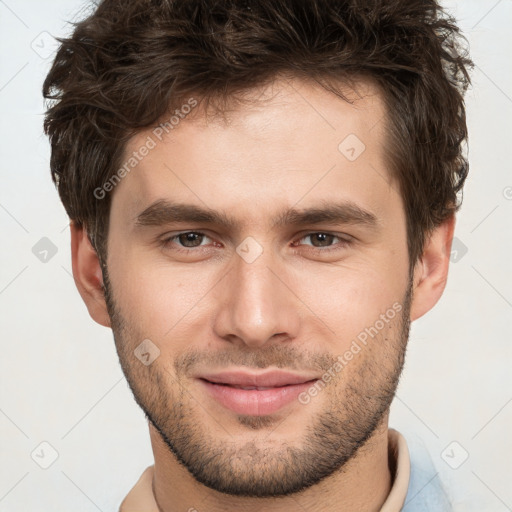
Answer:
(410, 214, 456, 322)
(70, 221, 111, 328)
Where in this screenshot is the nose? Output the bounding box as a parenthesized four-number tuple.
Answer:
(212, 245, 301, 349)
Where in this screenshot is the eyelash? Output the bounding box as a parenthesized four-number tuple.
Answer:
(160, 231, 352, 255)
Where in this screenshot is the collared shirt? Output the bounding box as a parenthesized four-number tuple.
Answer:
(119, 429, 452, 511)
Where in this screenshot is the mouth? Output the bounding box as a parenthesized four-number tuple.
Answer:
(196, 370, 319, 416)
(203, 383, 297, 390)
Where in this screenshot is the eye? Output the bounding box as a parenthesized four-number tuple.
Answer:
(159, 230, 352, 256)
(161, 231, 212, 252)
(292, 232, 352, 253)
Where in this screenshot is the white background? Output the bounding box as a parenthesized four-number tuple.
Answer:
(0, 0, 511, 510)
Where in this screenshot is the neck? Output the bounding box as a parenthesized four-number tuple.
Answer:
(149, 415, 392, 512)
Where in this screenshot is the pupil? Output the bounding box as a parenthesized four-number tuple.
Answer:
(314, 233, 332, 247)
(180, 233, 201, 247)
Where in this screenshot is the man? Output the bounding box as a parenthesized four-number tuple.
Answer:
(43, 0, 473, 510)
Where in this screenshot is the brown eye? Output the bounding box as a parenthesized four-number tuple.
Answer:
(161, 231, 212, 252)
(292, 232, 351, 254)
(307, 233, 336, 247)
(176, 232, 205, 248)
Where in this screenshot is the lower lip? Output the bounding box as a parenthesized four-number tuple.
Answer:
(199, 379, 317, 416)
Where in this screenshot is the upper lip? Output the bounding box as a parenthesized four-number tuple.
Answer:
(198, 369, 319, 387)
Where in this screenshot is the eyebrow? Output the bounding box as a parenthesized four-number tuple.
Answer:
(133, 199, 379, 231)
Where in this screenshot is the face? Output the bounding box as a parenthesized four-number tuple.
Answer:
(103, 77, 413, 497)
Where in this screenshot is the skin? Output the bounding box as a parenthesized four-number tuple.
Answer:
(70, 76, 455, 512)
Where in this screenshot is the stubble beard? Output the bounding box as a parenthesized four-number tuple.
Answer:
(102, 265, 412, 497)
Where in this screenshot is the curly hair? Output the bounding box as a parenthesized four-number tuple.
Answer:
(43, 0, 473, 269)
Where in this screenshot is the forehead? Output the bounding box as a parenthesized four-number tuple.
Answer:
(111, 76, 396, 228)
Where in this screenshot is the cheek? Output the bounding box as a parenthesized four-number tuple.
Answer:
(298, 259, 407, 351)
(109, 250, 216, 341)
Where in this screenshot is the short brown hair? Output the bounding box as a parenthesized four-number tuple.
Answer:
(43, 0, 473, 269)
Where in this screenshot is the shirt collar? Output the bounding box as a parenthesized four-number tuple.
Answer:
(380, 428, 411, 511)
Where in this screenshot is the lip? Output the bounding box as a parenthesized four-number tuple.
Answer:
(199, 369, 319, 388)
(197, 369, 319, 416)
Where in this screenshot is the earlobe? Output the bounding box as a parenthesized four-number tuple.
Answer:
(410, 215, 456, 322)
(70, 221, 111, 328)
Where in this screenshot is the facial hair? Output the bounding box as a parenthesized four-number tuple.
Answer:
(102, 265, 412, 498)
